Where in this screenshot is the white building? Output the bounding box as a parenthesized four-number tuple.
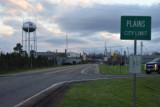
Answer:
(63, 52, 82, 64)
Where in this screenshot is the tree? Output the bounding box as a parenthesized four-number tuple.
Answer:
(13, 43, 23, 54)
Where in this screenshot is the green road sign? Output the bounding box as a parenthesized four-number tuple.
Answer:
(121, 16, 151, 40)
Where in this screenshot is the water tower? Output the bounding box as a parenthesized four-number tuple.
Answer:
(22, 21, 37, 56)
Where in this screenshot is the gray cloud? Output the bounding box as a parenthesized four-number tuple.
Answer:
(55, 4, 160, 34)
(37, 1, 58, 17)
(46, 37, 87, 46)
(3, 19, 22, 30)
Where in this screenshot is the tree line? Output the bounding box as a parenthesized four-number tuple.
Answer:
(0, 43, 55, 74)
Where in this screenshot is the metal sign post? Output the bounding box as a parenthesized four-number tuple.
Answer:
(129, 44, 141, 107)
(120, 16, 151, 107)
(133, 40, 137, 107)
(133, 73, 136, 107)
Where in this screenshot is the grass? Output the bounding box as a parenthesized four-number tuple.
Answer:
(99, 64, 145, 75)
(0, 65, 65, 75)
(99, 64, 129, 75)
(56, 77, 160, 107)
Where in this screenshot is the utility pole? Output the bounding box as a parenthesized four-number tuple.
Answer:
(66, 33, 68, 54)
(120, 48, 123, 73)
(30, 45, 33, 68)
(28, 26, 31, 57)
(127, 47, 129, 57)
(65, 33, 68, 55)
(140, 41, 143, 56)
(0, 48, 1, 56)
(55, 49, 58, 65)
(104, 40, 107, 57)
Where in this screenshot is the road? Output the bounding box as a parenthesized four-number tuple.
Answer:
(0, 64, 105, 107)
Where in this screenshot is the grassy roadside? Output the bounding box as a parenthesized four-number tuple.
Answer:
(0, 65, 65, 75)
(99, 64, 145, 75)
(99, 64, 129, 75)
(56, 77, 160, 107)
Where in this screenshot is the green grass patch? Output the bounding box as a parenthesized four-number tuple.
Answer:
(99, 64, 145, 75)
(99, 64, 129, 75)
(57, 77, 160, 107)
(0, 65, 65, 75)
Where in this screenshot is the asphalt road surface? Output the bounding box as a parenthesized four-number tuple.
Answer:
(0, 64, 105, 107)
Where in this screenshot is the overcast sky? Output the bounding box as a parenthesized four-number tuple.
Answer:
(0, 0, 160, 54)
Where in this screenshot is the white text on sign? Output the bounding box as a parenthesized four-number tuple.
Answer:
(126, 20, 146, 28)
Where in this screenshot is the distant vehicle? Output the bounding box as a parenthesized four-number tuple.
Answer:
(144, 58, 160, 74)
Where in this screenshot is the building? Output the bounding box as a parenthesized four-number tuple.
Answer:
(36, 51, 82, 65)
(37, 52, 56, 60)
(63, 52, 82, 64)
